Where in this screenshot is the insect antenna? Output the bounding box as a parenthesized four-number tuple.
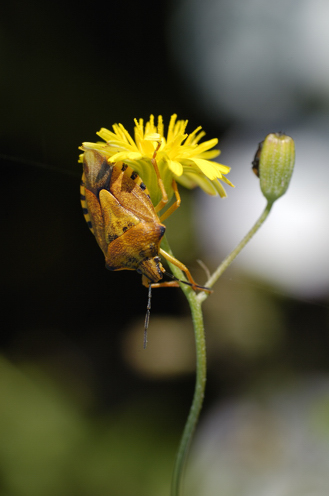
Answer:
(163, 271, 212, 292)
(143, 282, 152, 349)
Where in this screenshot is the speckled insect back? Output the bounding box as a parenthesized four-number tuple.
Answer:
(80, 148, 168, 284)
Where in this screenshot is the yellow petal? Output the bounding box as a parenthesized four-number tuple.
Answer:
(157, 115, 164, 137)
(197, 149, 221, 160)
(192, 175, 228, 197)
(144, 133, 161, 141)
(184, 127, 203, 145)
(173, 173, 198, 189)
(138, 139, 156, 156)
(192, 138, 219, 156)
(110, 151, 142, 162)
(212, 179, 228, 197)
(221, 175, 235, 188)
(168, 160, 183, 176)
(216, 162, 231, 174)
(82, 142, 108, 150)
(188, 158, 222, 180)
(178, 173, 218, 195)
(97, 128, 113, 141)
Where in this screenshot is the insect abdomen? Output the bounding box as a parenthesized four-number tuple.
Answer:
(80, 175, 94, 233)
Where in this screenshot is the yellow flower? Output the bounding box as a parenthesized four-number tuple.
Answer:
(81, 114, 234, 206)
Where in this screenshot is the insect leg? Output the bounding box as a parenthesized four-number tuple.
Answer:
(150, 280, 180, 288)
(151, 142, 169, 213)
(159, 248, 211, 293)
(159, 179, 181, 222)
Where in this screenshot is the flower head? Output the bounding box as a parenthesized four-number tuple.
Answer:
(254, 133, 295, 203)
(80, 114, 234, 206)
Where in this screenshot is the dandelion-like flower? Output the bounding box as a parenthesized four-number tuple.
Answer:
(81, 114, 234, 206)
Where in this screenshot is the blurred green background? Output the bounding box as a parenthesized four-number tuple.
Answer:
(1, 1, 329, 495)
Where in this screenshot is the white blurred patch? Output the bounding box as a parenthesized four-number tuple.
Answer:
(186, 376, 329, 496)
(169, 0, 329, 122)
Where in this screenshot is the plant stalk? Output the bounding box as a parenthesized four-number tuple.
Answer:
(160, 236, 207, 496)
(162, 199, 273, 495)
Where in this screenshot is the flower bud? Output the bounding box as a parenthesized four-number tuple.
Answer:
(253, 133, 295, 203)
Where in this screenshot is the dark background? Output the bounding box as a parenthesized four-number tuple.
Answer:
(2, 0, 207, 387)
(1, 1, 329, 495)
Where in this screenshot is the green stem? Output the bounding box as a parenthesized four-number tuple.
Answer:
(197, 200, 274, 304)
(171, 293, 205, 496)
(161, 236, 207, 496)
(162, 200, 273, 496)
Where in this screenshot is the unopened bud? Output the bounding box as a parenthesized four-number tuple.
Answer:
(252, 133, 295, 203)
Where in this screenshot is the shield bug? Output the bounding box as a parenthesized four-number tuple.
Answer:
(80, 144, 208, 290)
(80, 143, 210, 343)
